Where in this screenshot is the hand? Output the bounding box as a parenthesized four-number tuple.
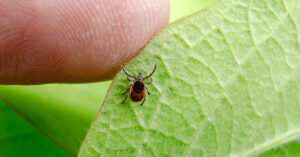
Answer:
(0, 0, 169, 84)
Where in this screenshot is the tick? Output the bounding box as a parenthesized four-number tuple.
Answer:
(121, 64, 157, 106)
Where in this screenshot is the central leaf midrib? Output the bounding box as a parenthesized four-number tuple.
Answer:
(241, 127, 300, 157)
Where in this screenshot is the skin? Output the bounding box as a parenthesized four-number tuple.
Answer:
(0, 0, 169, 84)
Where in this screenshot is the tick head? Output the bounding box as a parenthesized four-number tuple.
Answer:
(138, 72, 143, 80)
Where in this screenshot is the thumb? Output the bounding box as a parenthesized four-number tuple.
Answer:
(0, 0, 169, 84)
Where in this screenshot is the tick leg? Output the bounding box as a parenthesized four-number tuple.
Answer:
(122, 65, 136, 79)
(144, 78, 152, 84)
(127, 76, 135, 82)
(143, 64, 157, 80)
(121, 94, 128, 104)
(122, 86, 131, 95)
(140, 96, 146, 106)
(146, 87, 151, 95)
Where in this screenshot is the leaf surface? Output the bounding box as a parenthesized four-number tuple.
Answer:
(170, 0, 214, 22)
(0, 82, 110, 155)
(79, 0, 300, 156)
(0, 0, 212, 155)
(0, 100, 69, 157)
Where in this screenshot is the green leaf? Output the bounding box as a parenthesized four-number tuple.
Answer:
(79, 0, 300, 156)
(0, 100, 69, 157)
(0, 82, 110, 155)
(257, 138, 300, 157)
(0, 0, 212, 156)
(0, 0, 211, 155)
(170, 0, 215, 22)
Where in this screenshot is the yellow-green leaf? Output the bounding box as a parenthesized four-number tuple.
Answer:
(79, 0, 300, 156)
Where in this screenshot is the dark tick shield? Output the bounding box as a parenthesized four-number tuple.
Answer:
(121, 64, 156, 106)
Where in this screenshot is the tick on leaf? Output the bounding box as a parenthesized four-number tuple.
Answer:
(121, 64, 157, 106)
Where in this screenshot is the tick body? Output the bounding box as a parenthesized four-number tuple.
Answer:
(121, 64, 156, 106)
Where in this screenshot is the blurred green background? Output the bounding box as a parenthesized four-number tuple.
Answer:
(0, 0, 213, 156)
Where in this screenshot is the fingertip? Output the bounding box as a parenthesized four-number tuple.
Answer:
(0, 0, 169, 84)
